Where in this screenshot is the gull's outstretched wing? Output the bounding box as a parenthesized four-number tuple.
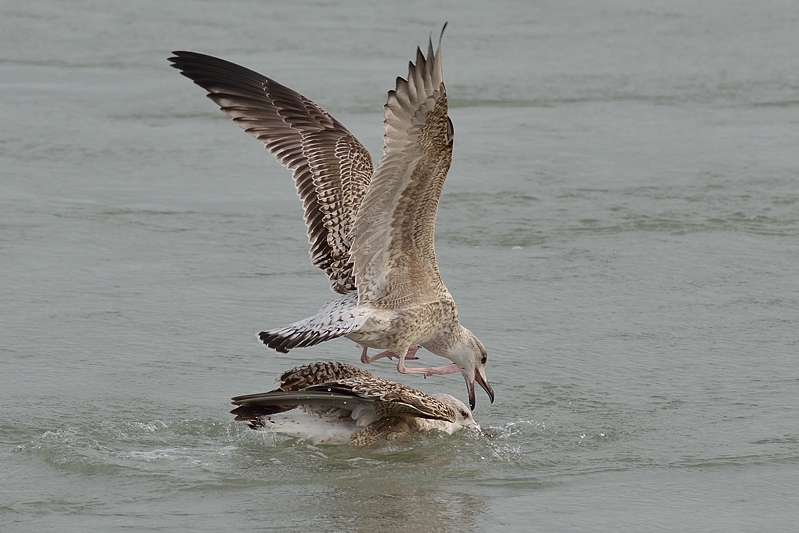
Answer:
(350, 26, 453, 308)
(169, 52, 373, 293)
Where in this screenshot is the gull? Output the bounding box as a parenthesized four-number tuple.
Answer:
(230, 361, 481, 446)
(169, 24, 494, 409)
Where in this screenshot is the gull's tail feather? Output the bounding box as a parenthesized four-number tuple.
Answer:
(258, 293, 367, 353)
(258, 320, 360, 353)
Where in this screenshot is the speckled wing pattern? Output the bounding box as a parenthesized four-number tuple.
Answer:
(168, 52, 373, 293)
(307, 376, 457, 422)
(350, 28, 453, 308)
(257, 292, 368, 353)
(230, 361, 371, 422)
(276, 360, 372, 391)
(230, 361, 457, 426)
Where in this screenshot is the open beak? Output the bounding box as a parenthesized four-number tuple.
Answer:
(475, 367, 494, 405)
(465, 367, 495, 410)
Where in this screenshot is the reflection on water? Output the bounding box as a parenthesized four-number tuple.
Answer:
(322, 485, 484, 533)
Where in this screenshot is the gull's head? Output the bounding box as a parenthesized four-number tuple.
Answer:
(432, 393, 482, 434)
(455, 327, 494, 410)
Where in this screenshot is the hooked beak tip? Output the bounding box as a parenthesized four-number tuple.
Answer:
(474, 369, 495, 405)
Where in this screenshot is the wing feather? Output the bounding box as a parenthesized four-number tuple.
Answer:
(350, 28, 453, 308)
(326, 375, 457, 422)
(168, 51, 372, 293)
(229, 362, 458, 430)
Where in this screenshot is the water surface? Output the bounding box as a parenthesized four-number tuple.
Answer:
(2, 1, 798, 531)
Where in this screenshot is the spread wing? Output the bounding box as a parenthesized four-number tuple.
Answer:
(169, 52, 373, 293)
(350, 26, 453, 308)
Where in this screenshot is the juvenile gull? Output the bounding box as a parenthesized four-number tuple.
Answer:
(169, 25, 494, 409)
(230, 361, 481, 446)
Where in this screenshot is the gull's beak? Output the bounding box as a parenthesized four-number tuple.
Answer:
(475, 367, 494, 405)
(464, 367, 495, 410)
(466, 422, 485, 434)
(466, 379, 476, 411)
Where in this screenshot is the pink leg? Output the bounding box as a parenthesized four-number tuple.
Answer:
(397, 360, 461, 378)
(361, 345, 420, 364)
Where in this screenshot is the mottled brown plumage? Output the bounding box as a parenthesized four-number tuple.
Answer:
(230, 362, 480, 446)
(168, 52, 371, 293)
(351, 41, 453, 309)
(275, 360, 373, 392)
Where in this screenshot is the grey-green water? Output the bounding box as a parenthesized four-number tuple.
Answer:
(2, 1, 798, 531)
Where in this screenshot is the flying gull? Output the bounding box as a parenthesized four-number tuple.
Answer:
(169, 25, 494, 409)
(230, 361, 481, 446)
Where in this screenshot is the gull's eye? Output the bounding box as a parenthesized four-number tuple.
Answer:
(480, 355, 487, 365)
(460, 409, 470, 418)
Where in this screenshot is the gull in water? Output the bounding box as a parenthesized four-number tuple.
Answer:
(230, 361, 481, 446)
(169, 24, 494, 409)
